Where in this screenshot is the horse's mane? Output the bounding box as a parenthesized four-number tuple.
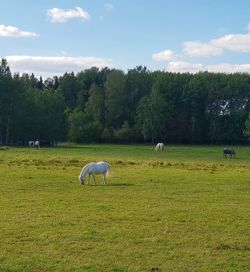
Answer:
(80, 162, 93, 175)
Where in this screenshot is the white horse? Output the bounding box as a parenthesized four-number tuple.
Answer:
(28, 141, 34, 147)
(34, 141, 40, 149)
(155, 142, 164, 151)
(79, 161, 111, 185)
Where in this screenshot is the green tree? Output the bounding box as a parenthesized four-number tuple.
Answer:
(105, 70, 128, 128)
(187, 73, 210, 143)
(85, 83, 105, 123)
(114, 121, 135, 143)
(243, 113, 250, 140)
(0, 58, 16, 145)
(76, 67, 110, 110)
(58, 72, 80, 108)
(32, 90, 67, 142)
(101, 127, 114, 142)
(136, 96, 154, 142)
(126, 66, 152, 124)
(67, 110, 103, 142)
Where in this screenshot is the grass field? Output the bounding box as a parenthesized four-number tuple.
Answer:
(0, 144, 249, 272)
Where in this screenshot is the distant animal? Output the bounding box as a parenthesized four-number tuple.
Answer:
(155, 143, 164, 151)
(34, 141, 40, 149)
(223, 148, 236, 158)
(28, 141, 34, 147)
(79, 161, 111, 185)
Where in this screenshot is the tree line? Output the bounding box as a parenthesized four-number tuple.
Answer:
(1, 58, 250, 145)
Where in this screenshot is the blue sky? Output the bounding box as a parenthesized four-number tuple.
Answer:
(1, 0, 250, 77)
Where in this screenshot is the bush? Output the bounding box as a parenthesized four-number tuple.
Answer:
(114, 121, 136, 143)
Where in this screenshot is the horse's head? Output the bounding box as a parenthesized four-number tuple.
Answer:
(79, 174, 85, 185)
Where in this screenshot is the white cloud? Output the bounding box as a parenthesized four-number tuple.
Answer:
(247, 24, 250, 33)
(165, 61, 250, 74)
(151, 23, 250, 74)
(0, 24, 38, 37)
(183, 41, 223, 57)
(6, 55, 112, 78)
(104, 3, 113, 12)
(211, 33, 250, 53)
(206, 63, 250, 73)
(182, 24, 250, 56)
(152, 50, 177, 62)
(47, 7, 90, 23)
(166, 61, 204, 73)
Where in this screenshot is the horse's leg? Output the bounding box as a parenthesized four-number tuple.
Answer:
(88, 173, 90, 185)
(103, 174, 106, 185)
(93, 174, 96, 185)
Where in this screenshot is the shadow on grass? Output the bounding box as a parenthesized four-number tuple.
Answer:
(83, 183, 134, 187)
(107, 183, 135, 186)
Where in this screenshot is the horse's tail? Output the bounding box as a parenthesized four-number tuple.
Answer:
(106, 164, 112, 177)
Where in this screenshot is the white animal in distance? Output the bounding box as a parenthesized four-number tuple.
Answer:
(155, 143, 164, 151)
(34, 141, 40, 149)
(28, 141, 34, 147)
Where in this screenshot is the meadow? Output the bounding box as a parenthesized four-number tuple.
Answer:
(0, 144, 249, 272)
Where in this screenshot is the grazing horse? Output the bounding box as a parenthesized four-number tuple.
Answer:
(223, 148, 236, 158)
(28, 141, 34, 147)
(79, 161, 111, 185)
(155, 143, 164, 151)
(34, 141, 40, 149)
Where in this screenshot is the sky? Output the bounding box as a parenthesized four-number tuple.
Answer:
(1, 0, 250, 78)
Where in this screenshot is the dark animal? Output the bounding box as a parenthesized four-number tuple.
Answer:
(223, 148, 236, 158)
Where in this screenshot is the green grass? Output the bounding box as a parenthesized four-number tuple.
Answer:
(0, 144, 249, 271)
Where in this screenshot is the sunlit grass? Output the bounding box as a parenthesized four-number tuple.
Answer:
(0, 145, 250, 271)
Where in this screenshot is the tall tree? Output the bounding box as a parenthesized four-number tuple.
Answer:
(243, 113, 250, 140)
(136, 95, 154, 142)
(105, 70, 128, 128)
(32, 90, 67, 142)
(0, 58, 13, 144)
(85, 83, 105, 123)
(126, 66, 152, 124)
(58, 72, 80, 109)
